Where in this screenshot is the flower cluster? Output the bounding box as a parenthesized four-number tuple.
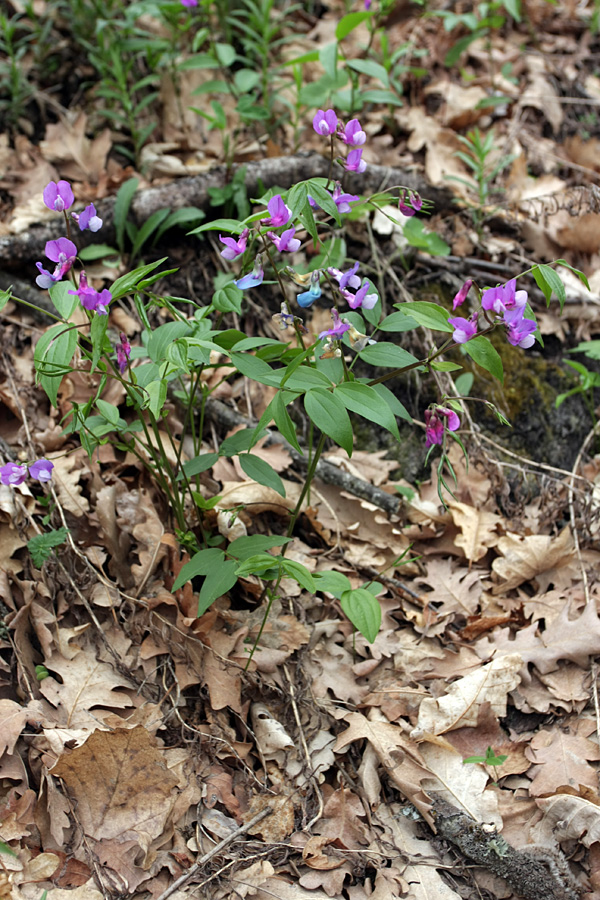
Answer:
(1, 459, 54, 486)
(36, 238, 77, 289)
(448, 278, 536, 350)
(116, 333, 131, 373)
(68, 271, 112, 315)
(398, 189, 423, 217)
(425, 407, 460, 448)
(312, 109, 367, 173)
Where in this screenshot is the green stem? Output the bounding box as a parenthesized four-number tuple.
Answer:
(10, 295, 64, 323)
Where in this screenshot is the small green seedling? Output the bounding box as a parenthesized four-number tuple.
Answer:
(463, 745, 508, 782)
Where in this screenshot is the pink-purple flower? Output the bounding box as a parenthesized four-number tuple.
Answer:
(342, 278, 378, 310)
(235, 255, 264, 290)
(452, 279, 473, 310)
(72, 203, 102, 232)
(313, 109, 338, 136)
(219, 227, 249, 260)
(68, 271, 112, 315)
(35, 237, 77, 289)
(342, 148, 366, 174)
(318, 308, 351, 341)
(448, 312, 478, 343)
(116, 333, 131, 373)
(482, 279, 527, 316)
(425, 406, 460, 448)
(43, 180, 74, 212)
(398, 189, 423, 217)
(0, 462, 28, 486)
(261, 194, 292, 228)
(332, 183, 360, 213)
(337, 119, 366, 146)
(28, 459, 54, 482)
(328, 262, 361, 292)
(181, 0, 198, 6)
(267, 227, 301, 252)
(503, 308, 537, 349)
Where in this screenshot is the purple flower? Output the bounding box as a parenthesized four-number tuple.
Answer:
(337, 119, 366, 146)
(0, 462, 27, 486)
(297, 271, 322, 308)
(116, 332, 131, 373)
(28, 459, 54, 482)
(482, 279, 528, 316)
(261, 194, 292, 228)
(342, 148, 366, 174)
(72, 203, 102, 233)
(425, 406, 460, 448)
(267, 227, 301, 252)
(365, 0, 372, 8)
(68, 271, 112, 315)
(398, 189, 423, 217)
(235, 255, 264, 290)
(448, 312, 478, 343)
(35, 237, 77, 289)
(328, 262, 361, 292)
(181, 0, 198, 5)
(313, 109, 338, 136)
(342, 278, 378, 310)
(503, 308, 536, 349)
(452, 279, 473, 310)
(219, 227, 249, 260)
(332, 183, 360, 214)
(273, 301, 306, 332)
(318, 309, 351, 341)
(43, 180, 74, 212)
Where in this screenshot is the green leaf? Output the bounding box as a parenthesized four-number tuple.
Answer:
(96, 398, 120, 426)
(35, 323, 78, 406)
(146, 321, 192, 364)
(313, 570, 352, 597)
(0, 841, 18, 858)
(130, 208, 171, 260)
(189, 218, 247, 235)
(336, 10, 371, 39)
(113, 177, 139, 254)
(27, 527, 69, 568)
(304, 388, 353, 456)
(335, 382, 400, 439)
(360, 89, 403, 106)
(371, 382, 412, 422)
(377, 311, 419, 332)
(213, 282, 243, 313)
(229, 352, 277, 386)
(78, 243, 119, 261)
(197, 560, 238, 616)
(49, 281, 78, 319)
(239, 453, 286, 498)
(532, 263, 566, 312)
(281, 559, 316, 592)
(287, 182, 309, 221)
(570, 340, 600, 361)
(305, 179, 341, 223)
(90, 311, 109, 373)
(346, 58, 390, 86)
(430, 361, 463, 372)
(341, 588, 381, 642)
(463, 335, 504, 383)
(272, 391, 302, 453)
(0, 287, 12, 311)
(220, 429, 265, 457)
(146, 379, 167, 418)
(110, 258, 167, 300)
(403, 218, 450, 255)
(359, 342, 419, 368)
(396, 301, 454, 332)
(235, 553, 281, 578)
(227, 535, 292, 560)
(172, 548, 224, 591)
(554, 260, 590, 292)
(181, 453, 219, 478)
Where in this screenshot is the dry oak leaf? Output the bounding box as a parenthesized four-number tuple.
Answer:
(448, 501, 502, 562)
(476, 598, 600, 684)
(526, 728, 600, 796)
(334, 711, 434, 826)
(411, 653, 522, 738)
(51, 726, 179, 853)
(39, 649, 133, 728)
(415, 557, 484, 618)
(533, 789, 600, 848)
(420, 743, 501, 828)
(0, 699, 44, 756)
(491, 528, 575, 593)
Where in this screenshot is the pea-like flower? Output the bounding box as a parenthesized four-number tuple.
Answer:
(181, 0, 198, 6)
(0, 462, 27, 486)
(503, 308, 537, 349)
(313, 109, 338, 136)
(235, 255, 264, 290)
(342, 148, 366, 174)
(43, 180, 74, 212)
(425, 406, 460, 448)
(72, 203, 103, 233)
(398, 189, 423, 217)
(318, 308, 351, 341)
(297, 271, 322, 308)
(29, 459, 54, 482)
(68, 271, 112, 315)
(337, 119, 366, 146)
(328, 262, 361, 292)
(35, 237, 77, 289)
(261, 195, 292, 228)
(267, 227, 301, 252)
(273, 302, 299, 331)
(448, 312, 478, 343)
(346, 323, 376, 353)
(116, 333, 132, 373)
(482, 279, 527, 316)
(342, 278, 378, 310)
(332, 183, 360, 213)
(219, 228, 249, 260)
(452, 279, 473, 310)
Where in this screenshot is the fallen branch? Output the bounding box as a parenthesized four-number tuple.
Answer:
(0, 152, 454, 266)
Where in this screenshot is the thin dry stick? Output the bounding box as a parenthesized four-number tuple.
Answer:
(282, 663, 324, 831)
(154, 806, 273, 900)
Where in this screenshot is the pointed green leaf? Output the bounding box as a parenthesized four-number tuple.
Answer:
(304, 388, 353, 456)
(341, 588, 381, 642)
(239, 453, 286, 497)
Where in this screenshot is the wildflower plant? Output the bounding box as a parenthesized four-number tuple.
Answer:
(1, 108, 589, 651)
